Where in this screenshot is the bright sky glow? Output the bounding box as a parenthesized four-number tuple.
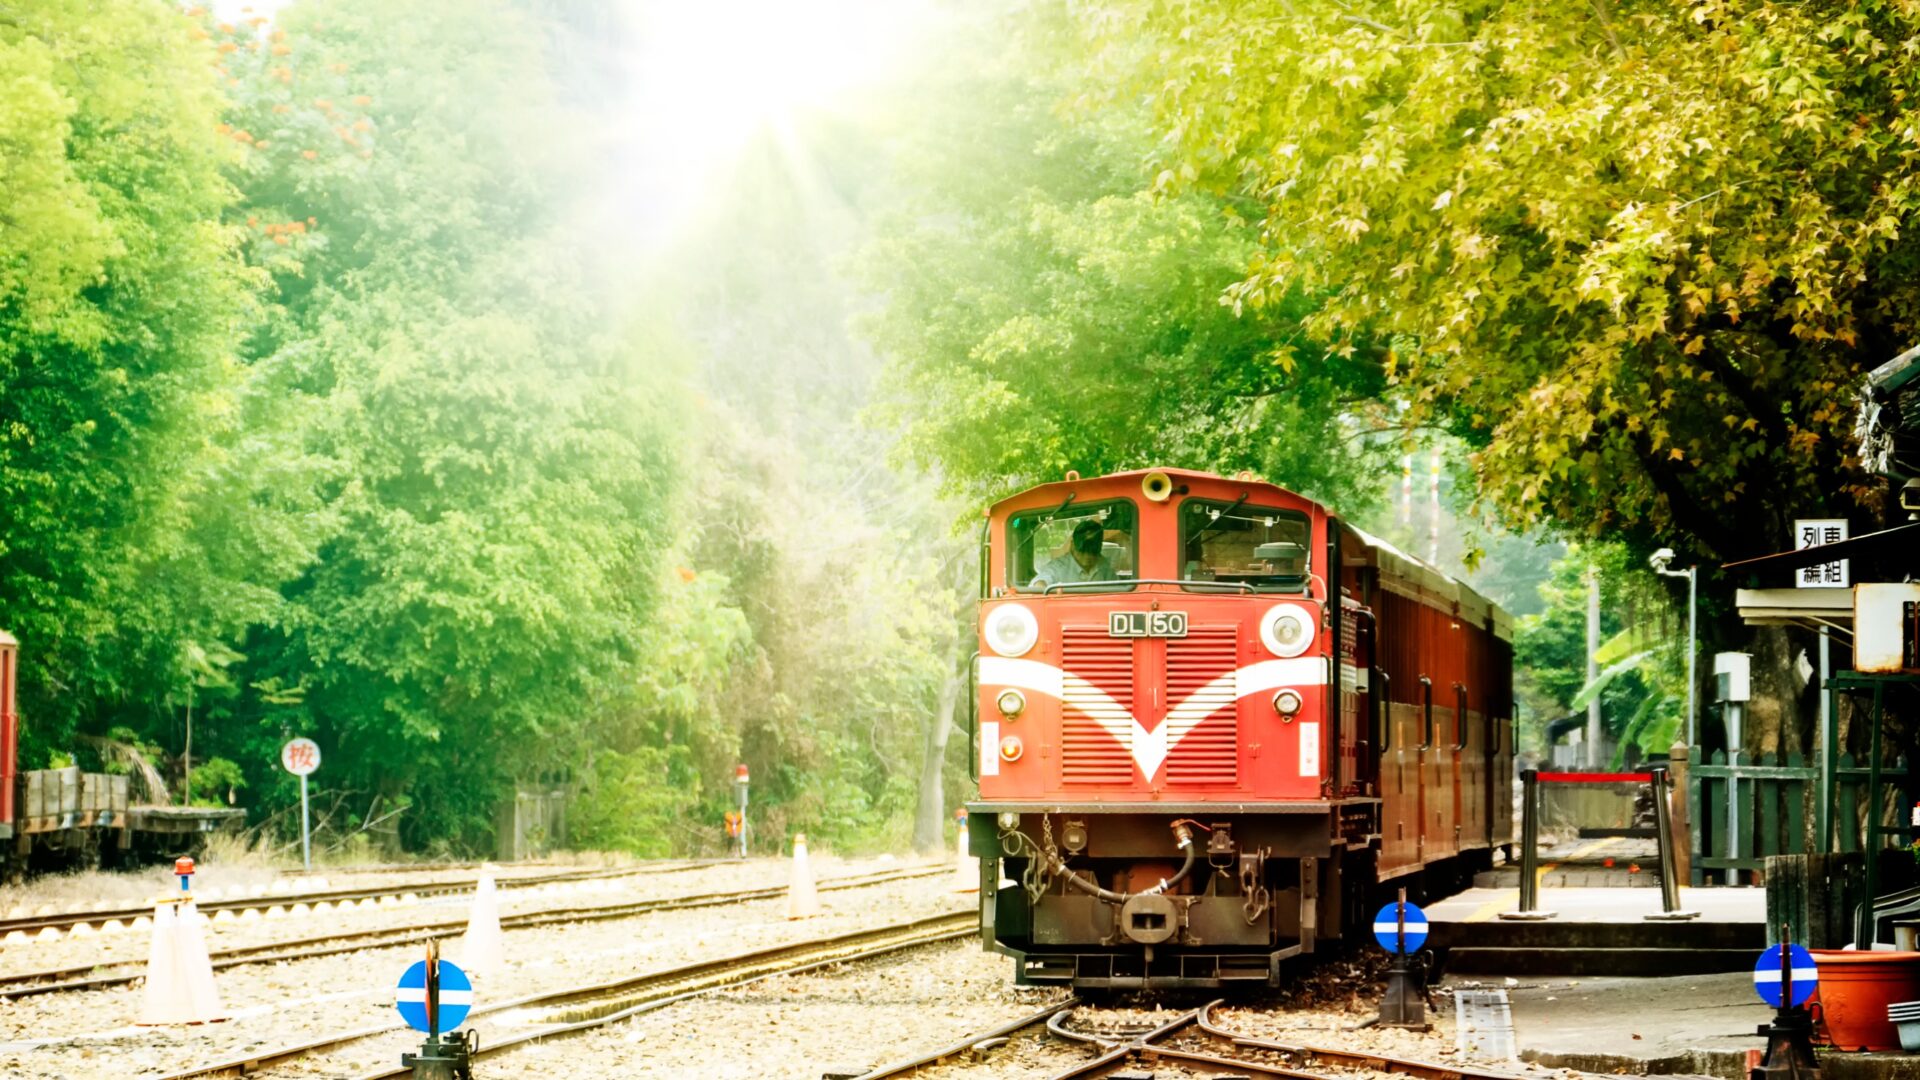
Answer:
(631, 0, 917, 171)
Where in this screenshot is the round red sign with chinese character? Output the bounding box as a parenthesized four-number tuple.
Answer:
(281, 737, 322, 777)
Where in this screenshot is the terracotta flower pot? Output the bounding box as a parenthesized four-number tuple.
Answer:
(1809, 949, 1920, 1051)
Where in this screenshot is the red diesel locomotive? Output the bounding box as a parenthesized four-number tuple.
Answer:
(967, 467, 1513, 989)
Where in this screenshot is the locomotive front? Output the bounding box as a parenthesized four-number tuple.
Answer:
(968, 468, 1370, 990)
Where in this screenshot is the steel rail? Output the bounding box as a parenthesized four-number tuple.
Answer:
(349, 914, 983, 1080)
(856, 997, 1529, 1080)
(1193, 1002, 1527, 1080)
(0, 859, 728, 937)
(155, 910, 977, 1080)
(849, 1000, 1079, 1078)
(0, 865, 942, 998)
(283, 860, 558, 877)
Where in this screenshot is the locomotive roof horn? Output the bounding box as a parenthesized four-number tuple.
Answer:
(1142, 470, 1174, 502)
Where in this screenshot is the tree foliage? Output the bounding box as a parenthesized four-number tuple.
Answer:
(1072, 0, 1913, 560)
(0, 1, 267, 765)
(197, 0, 685, 849)
(1514, 543, 1686, 762)
(860, 39, 1392, 515)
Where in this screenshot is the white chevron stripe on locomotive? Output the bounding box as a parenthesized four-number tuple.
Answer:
(978, 655, 1327, 781)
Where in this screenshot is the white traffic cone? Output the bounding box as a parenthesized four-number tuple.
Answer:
(786, 834, 821, 919)
(953, 821, 980, 893)
(137, 900, 224, 1024)
(459, 872, 504, 977)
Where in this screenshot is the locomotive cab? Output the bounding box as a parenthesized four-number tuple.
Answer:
(967, 468, 1513, 990)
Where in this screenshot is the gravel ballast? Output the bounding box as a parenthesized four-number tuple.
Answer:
(0, 859, 961, 1079)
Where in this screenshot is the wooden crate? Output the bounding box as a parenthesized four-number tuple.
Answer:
(23, 770, 46, 831)
(55, 766, 79, 818)
(81, 773, 127, 825)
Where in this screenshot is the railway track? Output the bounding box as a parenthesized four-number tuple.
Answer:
(0, 858, 729, 939)
(156, 909, 977, 1080)
(0, 864, 943, 997)
(853, 999, 1530, 1080)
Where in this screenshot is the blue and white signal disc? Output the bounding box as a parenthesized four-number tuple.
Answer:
(1372, 900, 1429, 953)
(396, 959, 474, 1033)
(1753, 944, 1817, 1008)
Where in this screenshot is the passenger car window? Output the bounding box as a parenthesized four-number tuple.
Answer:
(1178, 499, 1310, 590)
(1008, 500, 1137, 592)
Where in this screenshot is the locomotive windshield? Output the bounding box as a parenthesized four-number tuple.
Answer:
(1179, 499, 1310, 590)
(1008, 499, 1137, 592)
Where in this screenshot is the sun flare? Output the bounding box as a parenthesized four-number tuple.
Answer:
(630, 0, 920, 172)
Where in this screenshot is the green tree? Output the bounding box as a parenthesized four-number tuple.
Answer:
(859, 45, 1392, 514)
(1515, 544, 1685, 761)
(1073, 0, 1907, 562)
(202, 0, 685, 850)
(0, 1, 270, 768)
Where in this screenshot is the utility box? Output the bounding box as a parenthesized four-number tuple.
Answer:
(1856, 583, 1920, 674)
(1714, 652, 1753, 703)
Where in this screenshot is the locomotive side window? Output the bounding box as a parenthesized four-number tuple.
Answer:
(1008, 499, 1137, 592)
(1178, 499, 1310, 591)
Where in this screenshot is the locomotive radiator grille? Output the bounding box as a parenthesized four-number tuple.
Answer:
(1165, 626, 1238, 784)
(1060, 628, 1134, 784)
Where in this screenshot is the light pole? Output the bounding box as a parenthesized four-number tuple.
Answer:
(1649, 548, 1697, 747)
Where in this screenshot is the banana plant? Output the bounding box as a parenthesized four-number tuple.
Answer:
(1569, 627, 1682, 768)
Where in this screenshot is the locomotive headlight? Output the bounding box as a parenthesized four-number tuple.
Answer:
(983, 603, 1040, 657)
(1272, 689, 1303, 719)
(996, 689, 1026, 719)
(999, 735, 1024, 762)
(1259, 602, 1317, 658)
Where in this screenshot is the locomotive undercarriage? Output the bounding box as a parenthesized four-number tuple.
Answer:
(971, 803, 1386, 990)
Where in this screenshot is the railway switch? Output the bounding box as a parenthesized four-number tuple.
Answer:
(1750, 934, 1820, 1080)
(397, 942, 476, 1079)
(1375, 892, 1431, 1030)
(402, 1030, 476, 1080)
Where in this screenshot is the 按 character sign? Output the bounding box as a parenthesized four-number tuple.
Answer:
(281, 737, 321, 777)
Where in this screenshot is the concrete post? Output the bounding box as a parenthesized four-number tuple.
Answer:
(1586, 566, 1603, 768)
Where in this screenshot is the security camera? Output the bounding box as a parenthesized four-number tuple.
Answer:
(1901, 478, 1920, 517)
(1649, 548, 1675, 573)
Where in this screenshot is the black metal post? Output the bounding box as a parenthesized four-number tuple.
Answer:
(401, 940, 476, 1080)
(1501, 769, 1554, 920)
(428, 941, 439, 1042)
(1646, 765, 1699, 921)
(1750, 923, 1820, 1080)
(1859, 680, 1887, 948)
(1378, 886, 1428, 1029)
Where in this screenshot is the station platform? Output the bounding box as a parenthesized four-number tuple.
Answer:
(1429, 885, 1766, 976)
(1472, 970, 1920, 1080)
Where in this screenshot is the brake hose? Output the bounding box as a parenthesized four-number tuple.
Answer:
(1053, 822, 1195, 905)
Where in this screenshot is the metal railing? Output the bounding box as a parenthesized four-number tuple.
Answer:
(1501, 766, 1696, 921)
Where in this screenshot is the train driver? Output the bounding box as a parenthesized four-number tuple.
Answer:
(1032, 519, 1114, 587)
